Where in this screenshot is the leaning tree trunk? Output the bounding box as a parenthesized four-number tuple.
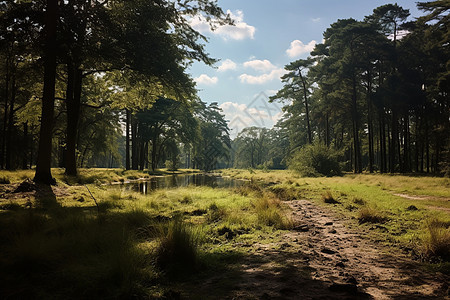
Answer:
(34, 0, 58, 184)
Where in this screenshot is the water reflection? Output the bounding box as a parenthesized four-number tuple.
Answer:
(120, 174, 244, 194)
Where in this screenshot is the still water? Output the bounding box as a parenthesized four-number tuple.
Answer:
(118, 174, 245, 194)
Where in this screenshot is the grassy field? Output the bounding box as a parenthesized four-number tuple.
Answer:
(0, 171, 292, 298)
(0, 168, 448, 298)
(221, 169, 450, 266)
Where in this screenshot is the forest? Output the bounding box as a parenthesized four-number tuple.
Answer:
(0, 1, 448, 179)
(0, 0, 449, 299)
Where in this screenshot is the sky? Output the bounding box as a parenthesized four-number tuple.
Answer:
(188, 0, 423, 138)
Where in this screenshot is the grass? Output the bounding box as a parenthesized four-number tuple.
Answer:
(0, 178, 292, 298)
(358, 206, 388, 224)
(419, 219, 450, 262)
(221, 168, 450, 269)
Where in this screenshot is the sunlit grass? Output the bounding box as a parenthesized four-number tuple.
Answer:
(222, 169, 450, 266)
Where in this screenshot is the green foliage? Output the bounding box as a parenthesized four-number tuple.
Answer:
(289, 143, 341, 177)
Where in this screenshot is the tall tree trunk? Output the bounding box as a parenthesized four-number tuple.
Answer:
(390, 110, 398, 173)
(299, 72, 312, 144)
(151, 137, 158, 171)
(66, 68, 82, 175)
(425, 118, 430, 173)
(325, 110, 330, 147)
(1, 55, 10, 170)
(125, 109, 130, 170)
(351, 73, 362, 173)
(403, 114, 410, 172)
(367, 75, 374, 173)
(131, 118, 138, 170)
(5, 73, 16, 170)
(34, 0, 58, 185)
(379, 109, 385, 173)
(22, 122, 28, 169)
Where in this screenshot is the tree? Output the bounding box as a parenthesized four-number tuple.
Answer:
(193, 102, 230, 171)
(34, 0, 58, 184)
(233, 127, 269, 168)
(271, 58, 314, 144)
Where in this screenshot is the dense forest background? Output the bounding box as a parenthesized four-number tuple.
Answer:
(0, 1, 448, 179)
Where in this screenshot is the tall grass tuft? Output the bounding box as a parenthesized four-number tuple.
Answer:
(358, 206, 387, 224)
(419, 218, 450, 262)
(0, 175, 10, 184)
(254, 196, 292, 229)
(155, 217, 199, 275)
(322, 191, 339, 204)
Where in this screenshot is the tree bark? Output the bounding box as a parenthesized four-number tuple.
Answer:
(22, 122, 28, 169)
(65, 68, 83, 176)
(125, 109, 130, 170)
(5, 73, 16, 170)
(1, 55, 10, 170)
(390, 110, 398, 173)
(299, 71, 312, 144)
(34, 0, 58, 185)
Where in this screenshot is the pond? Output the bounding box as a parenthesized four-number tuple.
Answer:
(118, 173, 246, 194)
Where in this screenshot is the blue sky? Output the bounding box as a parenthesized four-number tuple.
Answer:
(188, 0, 422, 138)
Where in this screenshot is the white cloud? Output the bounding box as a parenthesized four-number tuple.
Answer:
(220, 101, 283, 139)
(286, 40, 317, 58)
(194, 74, 218, 85)
(243, 59, 277, 72)
(311, 17, 321, 23)
(217, 59, 237, 72)
(239, 68, 286, 85)
(190, 10, 255, 41)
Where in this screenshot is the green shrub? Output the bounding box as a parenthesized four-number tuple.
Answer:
(289, 142, 341, 177)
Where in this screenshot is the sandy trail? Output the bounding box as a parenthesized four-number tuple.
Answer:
(229, 199, 449, 299)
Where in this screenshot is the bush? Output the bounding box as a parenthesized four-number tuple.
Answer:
(288, 142, 341, 177)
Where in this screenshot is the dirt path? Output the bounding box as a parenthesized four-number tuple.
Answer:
(229, 199, 449, 299)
